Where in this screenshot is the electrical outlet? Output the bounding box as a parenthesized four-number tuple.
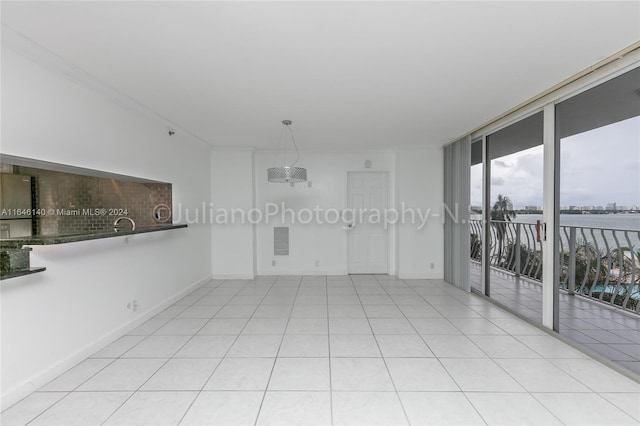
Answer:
(315, 260, 320, 267)
(430, 262, 435, 269)
(272, 260, 276, 266)
(127, 300, 139, 312)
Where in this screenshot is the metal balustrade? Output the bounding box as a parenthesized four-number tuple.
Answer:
(470, 219, 640, 314)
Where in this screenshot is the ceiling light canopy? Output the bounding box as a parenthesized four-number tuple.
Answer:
(267, 120, 308, 184)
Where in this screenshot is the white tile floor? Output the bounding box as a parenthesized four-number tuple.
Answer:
(2, 275, 639, 426)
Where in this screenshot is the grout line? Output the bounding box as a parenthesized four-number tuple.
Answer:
(174, 278, 266, 425)
(99, 279, 238, 426)
(428, 280, 569, 424)
(383, 276, 559, 424)
(324, 275, 334, 426)
(253, 275, 301, 426)
(365, 275, 464, 424)
(352, 275, 412, 426)
(24, 279, 225, 426)
(176, 276, 279, 426)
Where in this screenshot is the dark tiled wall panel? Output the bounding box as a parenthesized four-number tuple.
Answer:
(16, 167, 172, 235)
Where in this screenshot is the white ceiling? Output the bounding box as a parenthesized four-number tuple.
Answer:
(2, 1, 639, 150)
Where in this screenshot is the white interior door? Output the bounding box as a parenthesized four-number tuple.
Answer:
(347, 172, 389, 274)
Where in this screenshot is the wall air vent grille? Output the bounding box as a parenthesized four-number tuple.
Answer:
(274, 227, 289, 255)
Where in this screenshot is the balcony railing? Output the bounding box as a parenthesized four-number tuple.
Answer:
(470, 219, 640, 314)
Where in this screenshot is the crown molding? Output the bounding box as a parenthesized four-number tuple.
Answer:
(252, 147, 397, 155)
(211, 146, 256, 152)
(393, 145, 442, 152)
(1, 25, 214, 150)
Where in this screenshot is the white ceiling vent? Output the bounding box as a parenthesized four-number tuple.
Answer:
(274, 227, 289, 256)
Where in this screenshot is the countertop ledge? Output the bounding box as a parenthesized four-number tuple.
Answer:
(0, 224, 188, 247)
(0, 267, 46, 281)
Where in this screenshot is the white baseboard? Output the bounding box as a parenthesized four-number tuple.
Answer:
(398, 273, 426, 279)
(1, 274, 212, 411)
(211, 274, 255, 280)
(214, 272, 354, 278)
(398, 272, 444, 279)
(256, 269, 348, 276)
(323, 270, 349, 276)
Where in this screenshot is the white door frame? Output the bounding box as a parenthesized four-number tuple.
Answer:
(346, 171, 390, 274)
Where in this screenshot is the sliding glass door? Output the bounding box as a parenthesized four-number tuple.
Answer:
(462, 66, 640, 376)
(457, 67, 639, 375)
(483, 112, 545, 325)
(554, 67, 640, 374)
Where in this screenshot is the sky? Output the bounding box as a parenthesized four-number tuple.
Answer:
(470, 116, 640, 209)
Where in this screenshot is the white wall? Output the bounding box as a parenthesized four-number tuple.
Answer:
(211, 149, 255, 278)
(208, 149, 444, 278)
(254, 151, 396, 275)
(396, 148, 444, 279)
(0, 46, 212, 408)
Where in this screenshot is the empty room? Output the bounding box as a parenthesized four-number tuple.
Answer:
(1, 2, 639, 425)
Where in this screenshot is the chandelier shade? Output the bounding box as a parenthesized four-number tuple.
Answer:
(268, 120, 308, 184)
(267, 166, 307, 183)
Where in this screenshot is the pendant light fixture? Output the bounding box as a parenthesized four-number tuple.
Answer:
(267, 120, 307, 184)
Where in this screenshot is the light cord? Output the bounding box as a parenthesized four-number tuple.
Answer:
(286, 124, 300, 167)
